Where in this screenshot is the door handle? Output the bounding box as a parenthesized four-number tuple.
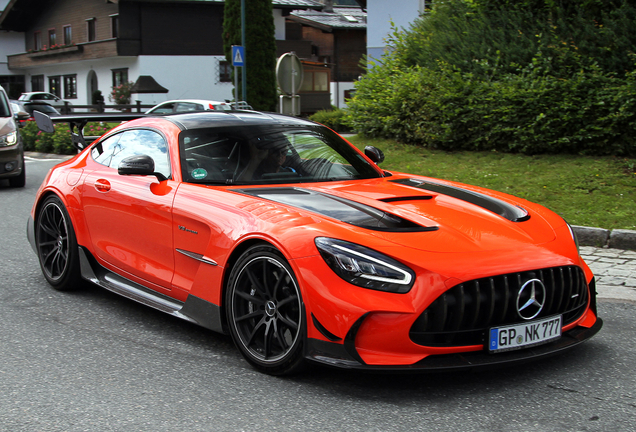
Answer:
(94, 179, 111, 192)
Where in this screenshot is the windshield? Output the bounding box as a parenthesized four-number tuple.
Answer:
(0, 91, 11, 118)
(179, 125, 381, 185)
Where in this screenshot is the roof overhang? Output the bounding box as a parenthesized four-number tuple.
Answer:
(0, 0, 50, 32)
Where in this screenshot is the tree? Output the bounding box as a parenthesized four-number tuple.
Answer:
(223, 0, 278, 111)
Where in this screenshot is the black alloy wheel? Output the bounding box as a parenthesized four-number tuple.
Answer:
(227, 244, 305, 375)
(36, 195, 81, 291)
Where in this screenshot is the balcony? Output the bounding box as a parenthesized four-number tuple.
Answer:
(8, 39, 120, 69)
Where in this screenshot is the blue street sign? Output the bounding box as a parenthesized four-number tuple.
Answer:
(231, 45, 245, 67)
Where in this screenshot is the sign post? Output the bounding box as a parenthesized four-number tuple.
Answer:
(276, 52, 303, 116)
(231, 45, 245, 110)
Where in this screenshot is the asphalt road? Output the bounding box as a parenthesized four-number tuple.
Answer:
(0, 157, 634, 432)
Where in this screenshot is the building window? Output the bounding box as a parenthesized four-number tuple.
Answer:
(63, 26, 72, 45)
(48, 29, 56, 47)
(64, 75, 77, 99)
(31, 75, 44, 92)
(34, 31, 41, 50)
(86, 18, 96, 42)
(300, 70, 330, 92)
(112, 68, 128, 87)
(219, 60, 231, 83)
(110, 14, 119, 38)
(49, 76, 61, 97)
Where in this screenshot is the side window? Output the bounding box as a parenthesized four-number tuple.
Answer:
(175, 103, 203, 112)
(109, 129, 171, 179)
(91, 134, 121, 166)
(151, 103, 174, 114)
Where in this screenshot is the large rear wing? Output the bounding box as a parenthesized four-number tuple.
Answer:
(34, 111, 147, 151)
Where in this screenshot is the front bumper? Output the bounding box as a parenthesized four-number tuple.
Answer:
(0, 143, 24, 179)
(0, 142, 24, 179)
(305, 317, 603, 371)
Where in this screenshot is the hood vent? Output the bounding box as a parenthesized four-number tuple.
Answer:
(232, 187, 438, 232)
(391, 178, 530, 222)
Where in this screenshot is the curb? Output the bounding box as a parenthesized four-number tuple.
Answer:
(24, 151, 74, 160)
(573, 225, 636, 251)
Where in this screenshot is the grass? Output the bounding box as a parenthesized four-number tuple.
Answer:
(347, 135, 636, 230)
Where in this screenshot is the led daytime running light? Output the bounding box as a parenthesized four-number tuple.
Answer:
(330, 243, 412, 285)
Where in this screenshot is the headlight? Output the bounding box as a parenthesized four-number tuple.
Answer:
(315, 237, 415, 293)
(0, 131, 17, 146)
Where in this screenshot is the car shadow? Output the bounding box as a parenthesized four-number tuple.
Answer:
(51, 277, 610, 401)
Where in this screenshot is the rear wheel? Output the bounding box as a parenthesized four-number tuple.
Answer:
(226, 244, 305, 375)
(35, 195, 81, 291)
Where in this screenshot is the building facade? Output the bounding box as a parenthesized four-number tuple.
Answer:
(0, 0, 323, 106)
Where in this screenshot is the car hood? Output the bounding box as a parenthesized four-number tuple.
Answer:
(233, 174, 562, 253)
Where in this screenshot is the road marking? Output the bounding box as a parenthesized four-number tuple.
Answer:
(25, 156, 68, 162)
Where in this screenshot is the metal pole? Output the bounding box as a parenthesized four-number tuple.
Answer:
(234, 65, 238, 110)
(291, 58, 295, 116)
(241, 0, 246, 103)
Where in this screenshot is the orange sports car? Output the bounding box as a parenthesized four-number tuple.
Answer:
(27, 111, 602, 375)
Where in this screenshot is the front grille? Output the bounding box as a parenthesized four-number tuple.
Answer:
(409, 266, 589, 347)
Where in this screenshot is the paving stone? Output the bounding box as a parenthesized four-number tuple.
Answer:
(596, 285, 636, 301)
(594, 252, 624, 259)
(596, 258, 628, 265)
(605, 269, 633, 278)
(596, 276, 626, 286)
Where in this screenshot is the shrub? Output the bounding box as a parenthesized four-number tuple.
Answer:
(20, 121, 115, 155)
(109, 82, 134, 105)
(20, 121, 40, 151)
(347, 43, 636, 156)
(346, 0, 636, 157)
(308, 107, 351, 132)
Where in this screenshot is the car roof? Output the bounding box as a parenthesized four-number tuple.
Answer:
(155, 99, 228, 105)
(158, 110, 317, 131)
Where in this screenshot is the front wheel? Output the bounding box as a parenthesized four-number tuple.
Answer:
(226, 244, 305, 375)
(35, 195, 81, 291)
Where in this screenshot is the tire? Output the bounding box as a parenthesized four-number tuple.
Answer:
(35, 195, 81, 291)
(226, 244, 306, 375)
(8, 160, 25, 188)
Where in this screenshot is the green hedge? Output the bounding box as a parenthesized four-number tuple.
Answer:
(345, 0, 636, 157)
(308, 107, 351, 132)
(346, 34, 636, 156)
(20, 121, 114, 155)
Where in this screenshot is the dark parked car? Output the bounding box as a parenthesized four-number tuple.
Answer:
(21, 102, 60, 121)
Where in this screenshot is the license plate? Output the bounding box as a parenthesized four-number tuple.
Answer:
(488, 315, 562, 353)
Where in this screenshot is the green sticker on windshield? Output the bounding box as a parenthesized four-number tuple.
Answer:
(191, 168, 207, 180)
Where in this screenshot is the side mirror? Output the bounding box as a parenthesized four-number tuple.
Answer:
(34, 110, 55, 133)
(118, 155, 167, 181)
(364, 146, 385, 164)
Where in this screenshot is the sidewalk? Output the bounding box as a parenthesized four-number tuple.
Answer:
(581, 246, 636, 302)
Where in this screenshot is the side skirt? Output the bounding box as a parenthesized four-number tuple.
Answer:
(78, 246, 226, 334)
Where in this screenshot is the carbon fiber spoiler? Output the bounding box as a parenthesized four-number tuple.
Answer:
(34, 111, 147, 151)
